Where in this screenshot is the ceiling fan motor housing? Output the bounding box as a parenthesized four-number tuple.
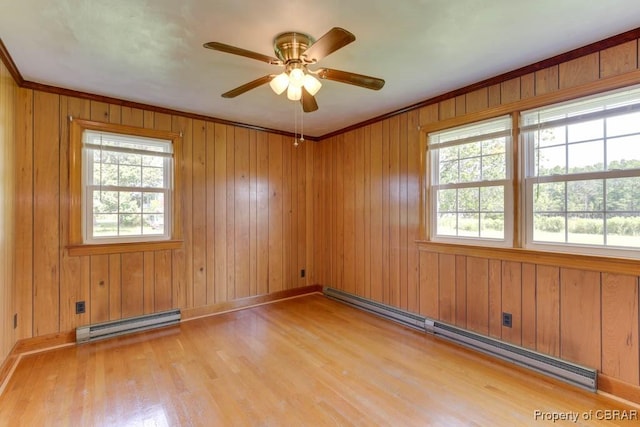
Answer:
(273, 32, 315, 63)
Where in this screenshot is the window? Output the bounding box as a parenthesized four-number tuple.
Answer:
(428, 115, 513, 245)
(69, 119, 182, 254)
(83, 130, 172, 243)
(521, 86, 640, 257)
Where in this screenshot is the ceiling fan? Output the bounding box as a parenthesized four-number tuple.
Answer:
(203, 27, 385, 113)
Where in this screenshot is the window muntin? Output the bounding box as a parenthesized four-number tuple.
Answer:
(82, 130, 173, 243)
(522, 86, 640, 255)
(429, 116, 512, 244)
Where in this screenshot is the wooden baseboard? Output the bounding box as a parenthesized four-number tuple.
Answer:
(599, 374, 640, 406)
(181, 285, 323, 320)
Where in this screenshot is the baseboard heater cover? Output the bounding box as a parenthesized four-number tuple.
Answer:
(76, 309, 181, 343)
(323, 287, 596, 392)
(323, 287, 426, 331)
(432, 321, 597, 392)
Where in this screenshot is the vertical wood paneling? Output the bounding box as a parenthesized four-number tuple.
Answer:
(256, 132, 269, 295)
(121, 252, 144, 318)
(234, 128, 250, 298)
(0, 61, 17, 359)
(534, 66, 559, 95)
(172, 116, 191, 311)
(466, 257, 489, 335)
(454, 255, 466, 328)
(369, 123, 383, 302)
(501, 261, 522, 346)
(520, 73, 535, 99)
(205, 122, 216, 303)
(600, 40, 638, 78)
(15, 88, 34, 339)
(488, 84, 501, 107)
(268, 133, 284, 293)
(419, 251, 438, 319)
(536, 265, 560, 357)
(439, 99, 455, 121)
(191, 120, 207, 306)
(354, 128, 366, 296)
(154, 250, 172, 311)
(388, 116, 401, 307)
(466, 88, 488, 113)
(521, 263, 536, 350)
(500, 78, 521, 104)
(399, 115, 409, 310)
(33, 91, 60, 336)
(438, 254, 455, 323)
(601, 273, 639, 384)
(90, 255, 110, 323)
(214, 124, 228, 302)
(560, 268, 601, 369)
(406, 110, 420, 314)
(343, 131, 356, 294)
(226, 126, 236, 299)
(143, 251, 155, 314)
(559, 53, 600, 89)
(108, 254, 121, 320)
(488, 259, 502, 339)
(363, 126, 372, 299)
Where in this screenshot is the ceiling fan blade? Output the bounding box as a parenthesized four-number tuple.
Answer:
(315, 68, 385, 90)
(221, 75, 275, 98)
(203, 42, 282, 65)
(302, 27, 355, 63)
(301, 87, 319, 112)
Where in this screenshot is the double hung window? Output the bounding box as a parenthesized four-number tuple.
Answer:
(428, 115, 513, 245)
(521, 86, 640, 256)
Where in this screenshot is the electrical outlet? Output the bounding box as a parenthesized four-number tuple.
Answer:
(502, 312, 512, 328)
(300, 269, 305, 278)
(76, 301, 86, 314)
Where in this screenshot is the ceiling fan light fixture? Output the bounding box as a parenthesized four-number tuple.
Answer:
(289, 68, 305, 88)
(302, 74, 322, 96)
(287, 84, 302, 101)
(270, 72, 289, 95)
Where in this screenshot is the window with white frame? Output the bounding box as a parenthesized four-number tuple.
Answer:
(428, 115, 513, 244)
(82, 130, 173, 243)
(521, 86, 640, 256)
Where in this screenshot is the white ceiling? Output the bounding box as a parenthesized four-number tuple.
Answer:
(2, 0, 640, 137)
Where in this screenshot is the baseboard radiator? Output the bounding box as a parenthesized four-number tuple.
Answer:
(76, 309, 181, 343)
(323, 287, 597, 392)
(323, 287, 426, 330)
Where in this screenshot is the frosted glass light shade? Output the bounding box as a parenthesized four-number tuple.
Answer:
(287, 85, 302, 101)
(302, 74, 322, 96)
(289, 68, 305, 88)
(269, 72, 289, 95)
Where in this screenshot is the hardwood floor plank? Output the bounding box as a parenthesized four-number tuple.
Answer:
(0, 295, 636, 426)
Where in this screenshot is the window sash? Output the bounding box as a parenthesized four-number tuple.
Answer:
(521, 86, 640, 255)
(429, 115, 513, 244)
(82, 134, 173, 244)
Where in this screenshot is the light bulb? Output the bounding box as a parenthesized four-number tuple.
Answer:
(289, 68, 305, 88)
(287, 84, 302, 101)
(269, 72, 289, 95)
(302, 74, 322, 96)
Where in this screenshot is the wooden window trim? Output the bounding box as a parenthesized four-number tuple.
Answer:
(68, 118, 183, 256)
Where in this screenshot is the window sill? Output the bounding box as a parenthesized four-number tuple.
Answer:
(67, 240, 183, 256)
(415, 240, 640, 276)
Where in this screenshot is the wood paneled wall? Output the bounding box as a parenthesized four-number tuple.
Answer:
(314, 38, 640, 390)
(14, 91, 314, 339)
(0, 60, 17, 362)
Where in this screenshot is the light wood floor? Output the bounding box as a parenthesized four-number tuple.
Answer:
(0, 294, 637, 426)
